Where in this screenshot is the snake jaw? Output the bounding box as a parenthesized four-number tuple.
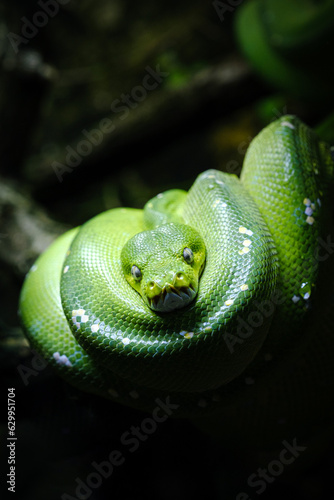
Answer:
(147, 283, 197, 312)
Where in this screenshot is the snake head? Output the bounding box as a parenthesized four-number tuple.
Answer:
(121, 223, 206, 313)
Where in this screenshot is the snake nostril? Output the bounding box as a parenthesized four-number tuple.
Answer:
(176, 272, 185, 282)
(148, 281, 155, 290)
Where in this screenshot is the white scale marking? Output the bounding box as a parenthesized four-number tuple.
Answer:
(281, 121, 295, 129)
(53, 352, 72, 367)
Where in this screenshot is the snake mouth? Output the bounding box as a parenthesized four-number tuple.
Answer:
(148, 284, 197, 312)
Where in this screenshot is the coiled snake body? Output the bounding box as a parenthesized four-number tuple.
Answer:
(19, 116, 334, 448)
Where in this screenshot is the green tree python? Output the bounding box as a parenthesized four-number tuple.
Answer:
(19, 116, 334, 450)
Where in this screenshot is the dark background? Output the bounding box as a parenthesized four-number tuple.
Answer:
(1, 1, 334, 499)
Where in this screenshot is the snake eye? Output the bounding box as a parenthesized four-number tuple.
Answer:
(183, 247, 194, 264)
(131, 265, 142, 281)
